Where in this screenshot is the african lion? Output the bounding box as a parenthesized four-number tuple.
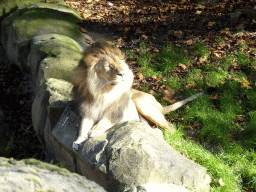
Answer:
(72, 41, 206, 151)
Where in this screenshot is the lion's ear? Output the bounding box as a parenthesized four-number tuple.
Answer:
(82, 54, 99, 68)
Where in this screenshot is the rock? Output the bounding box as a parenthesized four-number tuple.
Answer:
(1, 2, 90, 144)
(0, 157, 106, 192)
(125, 183, 190, 192)
(0, 0, 64, 18)
(28, 34, 84, 84)
(45, 102, 211, 192)
(1, 2, 89, 70)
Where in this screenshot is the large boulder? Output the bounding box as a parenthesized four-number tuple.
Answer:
(0, 0, 64, 18)
(1, 2, 90, 144)
(44, 101, 211, 192)
(1, 2, 88, 71)
(0, 157, 106, 192)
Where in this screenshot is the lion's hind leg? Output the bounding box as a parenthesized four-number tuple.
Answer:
(132, 89, 175, 133)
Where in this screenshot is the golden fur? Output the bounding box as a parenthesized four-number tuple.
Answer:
(72, 41, 203, 151)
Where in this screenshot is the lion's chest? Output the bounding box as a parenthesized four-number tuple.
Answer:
(91, 91, 139, 125)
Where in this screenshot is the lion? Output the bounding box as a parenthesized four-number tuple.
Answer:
(72, 41, 208, 151)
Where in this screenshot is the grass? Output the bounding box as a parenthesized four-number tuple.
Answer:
(128, 41, 256, 191)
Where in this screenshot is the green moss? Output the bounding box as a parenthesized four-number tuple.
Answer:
(0, 0, 65, 18)
(23, 158, 71, 176)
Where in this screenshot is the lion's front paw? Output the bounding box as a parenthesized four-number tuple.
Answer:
(72, 142, 80, 152)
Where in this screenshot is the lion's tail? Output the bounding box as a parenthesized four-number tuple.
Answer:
(163, 87, 216, 115)
(163, 92, 204, 114)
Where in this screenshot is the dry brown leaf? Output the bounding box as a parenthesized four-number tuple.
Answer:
(170, 99, 177, 104)
(163, 97, 177, 103)
(213, 50, 226, 58)
(161, 86, 175, 102)
(66, 1, 80, 5)
(79, 27, 88, 34)
(142, 34, 148, 40)
(208, 22, 216, 27)
(178, 63, 187, 70)
(82, 12, 92, 19)
(235, 39, 245, 45)
(184, 82, 197, 89)
(162, 89, 175, 97)
(186, 40, 194, 45)
(195, 10, 202, 15)
(241, 83, 252, 90)
(236, 115, 245, 122)
(209, 94, 218, 100)
(199, 56, 208, 63)
(202, 38, 211, 43)
(135, 73, 144, 80)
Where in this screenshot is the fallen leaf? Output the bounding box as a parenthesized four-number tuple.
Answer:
(142, 34, 148, 40)
(124, 27, 130, 33)
(148, 75, 159, 82)
(135, 73, 144, 80)
(236, 115, 245, 122)
(199, 56, 208, 63)
(186, 40, 194, 45)
(184, 82, 197, 89)
(82, 12, 92, 19)
(208, 22, 216, 27)
(178, 63, 187, 70)
(235, 39, 245, 45)
(213, 50, 226, 58)
(79, 27, 88, 34)
(241, 83, 252, 90)
(161, 86, 175, 102)
(209, 94, 218, 100)
(195, 10, 202, 15)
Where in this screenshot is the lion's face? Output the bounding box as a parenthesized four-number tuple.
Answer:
(73, 42, 134, 100)
(95, 54, 133, 89)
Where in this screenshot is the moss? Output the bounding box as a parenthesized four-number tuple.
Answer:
(25, 177, 43, 188)
(23, 158, 71, 176)
(0, 0, 65, 18)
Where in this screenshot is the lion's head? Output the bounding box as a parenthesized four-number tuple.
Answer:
(72, 41, 134, 103)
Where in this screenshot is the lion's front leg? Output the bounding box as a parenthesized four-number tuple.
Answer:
(72, 118, 94, 152)
(88, 118, 113, 138)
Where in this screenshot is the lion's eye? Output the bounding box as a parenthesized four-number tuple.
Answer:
(119, 62, 125, 67)
(104, 64, 113, 71)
